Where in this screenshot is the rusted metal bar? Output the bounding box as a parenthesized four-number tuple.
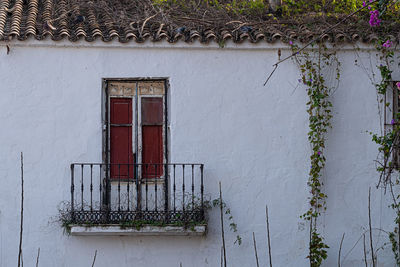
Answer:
(70, 164, 75, 215)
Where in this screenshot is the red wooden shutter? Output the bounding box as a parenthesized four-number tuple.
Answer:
(141, 97, 163, 178)
(110, 98, 134, 179)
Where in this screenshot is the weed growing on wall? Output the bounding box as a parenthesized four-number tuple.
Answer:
(211, 198, 242, 245)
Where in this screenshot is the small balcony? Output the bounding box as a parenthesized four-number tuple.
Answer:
(64, 163, 206, 236)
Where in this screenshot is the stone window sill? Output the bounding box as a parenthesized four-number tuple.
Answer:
(70, 224, 207, 236)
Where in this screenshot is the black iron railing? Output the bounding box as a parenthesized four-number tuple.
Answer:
(69, 163, 205, 224)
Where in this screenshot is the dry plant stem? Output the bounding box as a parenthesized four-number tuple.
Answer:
(265, 205, 273, 267)
(263, 0, 380, 86)
(220, 246, 223, 267)
(253, 232, 260, 267)
(389, 182, 400, 258)
(375, 114, 400, 187)
(18, 152, 24, 267)
(341, 227, 389, 262)
(376, 133, 400, 188)
(363, 234, 368, 267)
(252, 232, 260, 267)
(219, 181, 227, 267)
(338, 233, 345, 267)
(36, 248, 40, 267)
(263, 65, 278, 86)
(368, 187, 376, 267)
(309, 218, 313, 266)
(91, 250, 97, 267)
(140, 13, 159, 34)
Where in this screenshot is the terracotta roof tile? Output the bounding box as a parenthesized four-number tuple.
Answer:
(0, 0, 398, 45)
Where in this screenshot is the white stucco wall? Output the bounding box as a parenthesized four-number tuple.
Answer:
(0, 39, 397, 267)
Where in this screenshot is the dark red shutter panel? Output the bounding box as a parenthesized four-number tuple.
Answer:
(110, 98, 134, 179)
(111, 98, 132, 124)
(141, 98, 163, 178)
(142, 126, 163, 178)
(141, 98, 163, 125)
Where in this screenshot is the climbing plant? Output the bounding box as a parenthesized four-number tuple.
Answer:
(369, 37, 400, 265)
(280, 1, 399, 265)
(355, 0, 400, 265)
(290, 42, 340, 266)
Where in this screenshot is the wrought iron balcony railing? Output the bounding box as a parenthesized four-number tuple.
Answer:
(68, 163, 205, 225)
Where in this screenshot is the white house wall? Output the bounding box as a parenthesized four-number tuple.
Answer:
(0, 40, 397, 267)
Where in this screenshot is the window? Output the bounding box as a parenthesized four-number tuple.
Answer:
(103, 79, 167, 180)
(392, 81, 400, 168)
(68, 78, 205, 228)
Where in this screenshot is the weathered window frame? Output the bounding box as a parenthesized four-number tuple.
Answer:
(101, 78, 169, 179)
(392, 81, 400, 168)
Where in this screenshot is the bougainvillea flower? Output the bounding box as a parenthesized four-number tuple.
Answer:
(396, 82, 400, 90)
(382, 40, 392, 48)
(317, 151, 321, 155)
(392, 119, 396, 125)
(369, 10, 381, 27)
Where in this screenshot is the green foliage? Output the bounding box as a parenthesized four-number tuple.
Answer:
(389, 226, 400, 265)
(292, 42, 339, 266)
(308, 230, 329, 267)
(374, 39, 395, 95)
(371, 130, 396, 166)
(370, 36, 400, 266)
(281, 0, 400, 18)
(61, 219, 72, 235)
(212, 198, 242, 245)
(297, 46, 338, 222)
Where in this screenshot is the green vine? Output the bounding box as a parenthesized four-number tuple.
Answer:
(369, 37, 400, 265)
(211, 198, 242, 245)
(292, 42, 340, 266)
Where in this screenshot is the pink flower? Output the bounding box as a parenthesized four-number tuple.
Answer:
(317, 151, 322, 155)
(289, 40, 293, 45)
(382, 40, 392, 48)
(392, 119, 396, 125)
(363, 1, 366, 7)
(369, 10, 381, 27)
(396, 82, 400, 90)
